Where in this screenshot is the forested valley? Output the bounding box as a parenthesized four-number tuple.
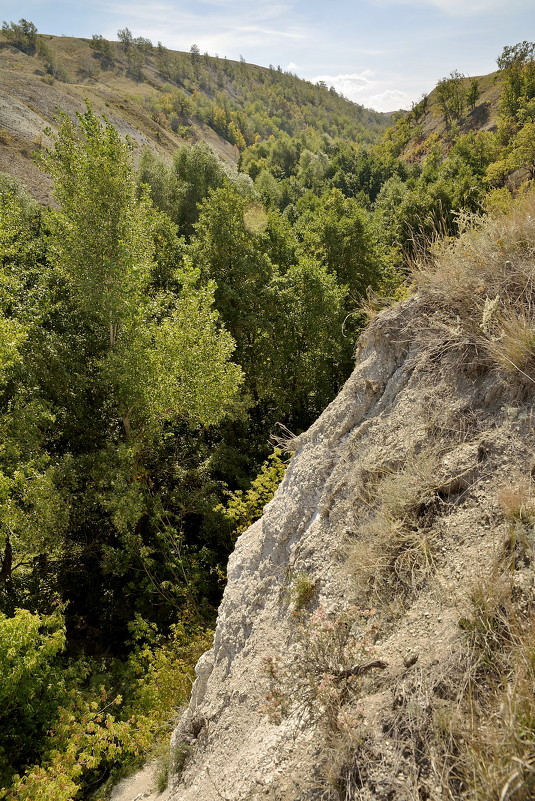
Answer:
(0, 24, 534, 800)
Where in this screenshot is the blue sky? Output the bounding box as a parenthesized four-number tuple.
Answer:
(1, 1, 534, 110)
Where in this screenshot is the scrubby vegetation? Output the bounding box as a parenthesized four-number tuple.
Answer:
(0, 21, 535, 799)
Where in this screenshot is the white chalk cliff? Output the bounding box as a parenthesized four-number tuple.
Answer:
(164, 269, 535, 800)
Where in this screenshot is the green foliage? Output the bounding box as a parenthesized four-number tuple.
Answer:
(289, 572, 316, 613)
(142, 53, 388, 163)
(137, 148, 179, 219)
(217, 449, 286, 541)
(267, 257, 349, 420)
(436, 70, 466, 126)
(296, 188, 384, 295)
(0, 608, 211, 801)
(0, 188, 31, 384)
(124, 617, 212, 724)
(497, 41, 535, 125)
(172, 143, 228, 237)
(509, 121, 535, 177)
(191, 184, 351, 426)
(466, 78, 480, 111)
(0, 37, 533, 797)
(0, 107, 246, 646)
(1, 18, 37, 52)
(36, 39, 69, 81)
(0, 608, 65, 786)
(40, 104, 241, 437)
(41, 106, 152, 334)
(117, 27, 133, 50)
(90, 34, 114, 67)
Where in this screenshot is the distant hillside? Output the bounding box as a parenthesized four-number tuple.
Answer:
(382, 69, 502, 163)
(0, 29, 391, 203)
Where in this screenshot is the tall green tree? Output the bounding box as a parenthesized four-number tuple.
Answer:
(41, 105, 241, 439)
(1, 18, 37, 52)
(296, 188, 384, 296)
(172, 142, 228, 237)
(0, 105, 244, 640)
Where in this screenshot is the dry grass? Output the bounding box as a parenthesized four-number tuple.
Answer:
(459, 577, 535, 801)
(338, 463, 535, 801)
(335, 574, 535, 801)
(496, 477, 535, 573)
(261, 605, 385, 801)
(347, 445, 446, 604)
(448, 481, 535, 800)
(412, 191, 535, 382)
(497, 476, 535, 524)
(414, 192, 535, 315)
(486, 309, 535, 380)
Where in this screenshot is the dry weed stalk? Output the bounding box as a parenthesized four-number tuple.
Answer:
(261, 606, 386, 799)
(460, 577, 535, 801)
(338, 579, 535, 801)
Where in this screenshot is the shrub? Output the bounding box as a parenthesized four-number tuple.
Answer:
(262, 606, 383, 730)
(0, 608, 65, 786)
(1, 19, 37, 53)
(0, 618, 211, 801)
(288, 571, 316, 613)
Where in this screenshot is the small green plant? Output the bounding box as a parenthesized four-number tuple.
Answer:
(170, 741, 191, 779)
(155, 741, 170, 793)
(289, 571, 316, 613)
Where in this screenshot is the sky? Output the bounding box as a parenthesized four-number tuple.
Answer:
(1, 1, 534, 111)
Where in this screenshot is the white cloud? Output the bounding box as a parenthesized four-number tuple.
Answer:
(98, 0, 307, 56)
(312, 70, 411, 111)
(368, 89, 411, 111)
(371, 0, 532, 15)
(313, 70, 373, 95)
(287, 61, 299, 72)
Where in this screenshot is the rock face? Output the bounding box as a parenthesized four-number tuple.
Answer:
(163, 281, 535, 800)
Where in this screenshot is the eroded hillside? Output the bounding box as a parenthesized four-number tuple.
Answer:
(0, 30, 390, 203)
(163, 194, 535, 801)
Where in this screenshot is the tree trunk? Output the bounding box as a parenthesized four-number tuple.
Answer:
(0, 534, 13, 586)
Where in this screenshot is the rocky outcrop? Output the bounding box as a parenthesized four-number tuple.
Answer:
(165, 281, 535, 800)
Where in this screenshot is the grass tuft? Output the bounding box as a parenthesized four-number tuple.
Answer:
(412, 190, 535, 383)
(347, 445, 445, 605)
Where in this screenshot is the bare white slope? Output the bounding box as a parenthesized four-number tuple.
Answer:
(163, 295, 534, 801)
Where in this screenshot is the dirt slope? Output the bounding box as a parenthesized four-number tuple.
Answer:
(0, 32, 392, 205)
(0, 36, 238, 203)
